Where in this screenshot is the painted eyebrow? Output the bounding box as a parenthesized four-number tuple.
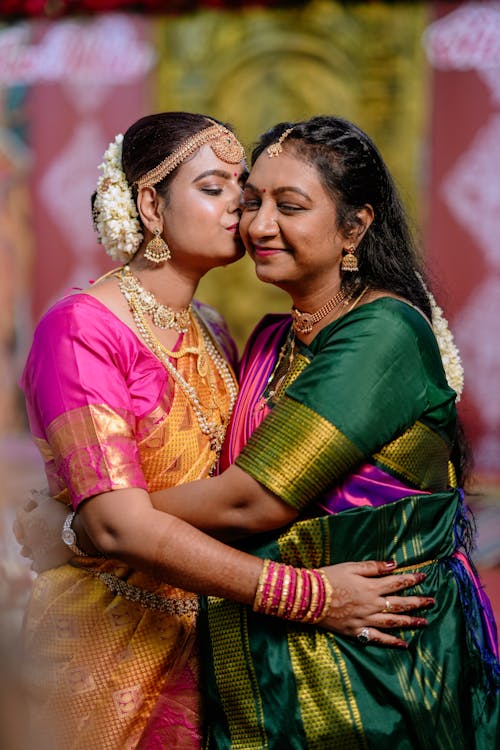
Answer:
(244, 182, 312, 200)
(193, 169, 237, 182)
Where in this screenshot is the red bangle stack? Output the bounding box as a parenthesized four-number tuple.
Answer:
(252, 560, 333, 624)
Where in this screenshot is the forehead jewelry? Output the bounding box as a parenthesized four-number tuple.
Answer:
(136, 122, 246, 189)
(267, 127, 294, 158)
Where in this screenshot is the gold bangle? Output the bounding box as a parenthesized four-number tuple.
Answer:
(277, 566, 292, 618)
(252, 559, 271, 613)
(301, 570, 320, 623)
(313, 570, 333, 624)
(289, 568, 305, 620)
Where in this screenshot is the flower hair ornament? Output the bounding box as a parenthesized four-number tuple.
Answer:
(92, 134, 143, 262)
(418, 275, 464, 401)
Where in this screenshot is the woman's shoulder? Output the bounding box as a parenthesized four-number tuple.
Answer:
(333, 296, 434, 342)
(33, 292, 133, 351)
(193, 299, 228, 329)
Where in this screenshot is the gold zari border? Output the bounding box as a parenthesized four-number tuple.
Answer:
(374, 421, 450, 492)
(236, 396, 362, 511)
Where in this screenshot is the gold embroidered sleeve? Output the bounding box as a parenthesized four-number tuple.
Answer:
(47, 403, 147, 507)
(235, 395, 363, 511)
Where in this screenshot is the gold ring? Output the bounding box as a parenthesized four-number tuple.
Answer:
(383, 599, 393, 613)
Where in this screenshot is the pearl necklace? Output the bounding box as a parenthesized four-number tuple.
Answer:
(118, 274, 238, 473)
(291, 289, 347, 335)
(120, 265, 192, 333)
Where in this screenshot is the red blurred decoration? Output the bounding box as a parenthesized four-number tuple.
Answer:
(0, 0, 306, 18)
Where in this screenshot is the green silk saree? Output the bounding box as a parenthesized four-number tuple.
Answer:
(202, 299, 500, 749)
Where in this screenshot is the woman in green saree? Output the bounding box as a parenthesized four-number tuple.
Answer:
(148, 115, 500, 748)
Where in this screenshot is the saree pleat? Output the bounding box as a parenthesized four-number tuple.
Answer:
(202, 493, 499, 749)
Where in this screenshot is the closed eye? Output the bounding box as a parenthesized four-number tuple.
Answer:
(201, 187, 223, 195)
(242, 199, 260, 210)
(277, 204, 305, 213)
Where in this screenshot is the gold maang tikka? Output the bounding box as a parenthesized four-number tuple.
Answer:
(267, 127, 294, 158)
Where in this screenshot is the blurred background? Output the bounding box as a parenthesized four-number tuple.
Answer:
(0, 0, 499, 746)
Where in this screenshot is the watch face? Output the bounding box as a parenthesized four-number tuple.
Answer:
(62, 527, 76, 547)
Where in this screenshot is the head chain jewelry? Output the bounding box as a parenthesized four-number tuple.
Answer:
(135, 122, 245, 190)
(267, 126, 294, 158)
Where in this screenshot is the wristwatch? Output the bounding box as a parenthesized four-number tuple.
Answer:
(62, 510, 87, 556)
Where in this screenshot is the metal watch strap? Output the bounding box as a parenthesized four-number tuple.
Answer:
(62, 509, 89, 556)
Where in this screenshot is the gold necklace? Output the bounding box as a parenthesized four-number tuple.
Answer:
(291, 289, 347, 335)
(118, 277, 238, 472)
(119, 265, 192, 333)
(261, 328, 296, 407)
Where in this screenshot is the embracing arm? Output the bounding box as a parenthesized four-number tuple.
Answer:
(150, 464, 296, 540)
(80, 487, 432, 645)
(79, 486, 263, 602)
(15, 486, 433, 647)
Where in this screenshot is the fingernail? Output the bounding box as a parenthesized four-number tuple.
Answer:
(424, 598, 435, 607)
(414, 618, 427, 626)
(384, 561, 396, 569)
(396, 641, 408, 649)
(415, 573, 427, 582)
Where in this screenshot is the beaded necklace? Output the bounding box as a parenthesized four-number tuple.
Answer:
(291, 288, 347, 335)
(117, 269, 238, 473)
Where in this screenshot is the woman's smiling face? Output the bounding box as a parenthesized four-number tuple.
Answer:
(239, 148, 348, 294)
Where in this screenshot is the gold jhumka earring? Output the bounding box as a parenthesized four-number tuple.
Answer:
(340, 244, 358, 272)
(144, 228, 171, 264)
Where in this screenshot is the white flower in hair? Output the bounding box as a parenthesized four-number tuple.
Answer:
(416, 273, 464, 401)
(428, 292, 464, 401)
(93, 134, 143, 262)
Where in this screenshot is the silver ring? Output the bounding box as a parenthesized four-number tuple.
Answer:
(356, 627, 370, 645)
(383, 599, 393, 613)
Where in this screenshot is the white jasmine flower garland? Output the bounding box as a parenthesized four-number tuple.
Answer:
(416, 273, 464, 401)
(429, 293, 464, 401)
(93, 134, 143, 262)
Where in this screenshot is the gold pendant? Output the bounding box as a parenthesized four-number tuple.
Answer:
(197, 351, 209, 377)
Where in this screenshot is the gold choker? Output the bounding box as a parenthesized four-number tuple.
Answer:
(118, 265, 192, 334)
(291, 289, 347, 335)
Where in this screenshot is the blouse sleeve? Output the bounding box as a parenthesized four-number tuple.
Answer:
(21, 296, 148, 508)
(235, 301, 455, 510)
